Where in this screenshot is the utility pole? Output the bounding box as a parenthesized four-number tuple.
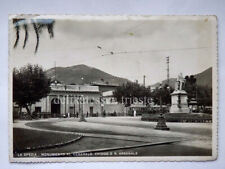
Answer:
(166, 56, 170, 86)
(54, 61, 56, 83)
(143, 75, 146, 87)
(64, 85, 67, 117)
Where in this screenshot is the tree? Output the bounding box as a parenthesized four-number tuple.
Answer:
(151, 84, 174, 105)
(196, 86, 212, 107)
(13, 64, 51, 116)
(184, 75, 197, 101)
(12, 18, 55, 53)
(184, 75, 212, 107)
(113, 82, 151, 106)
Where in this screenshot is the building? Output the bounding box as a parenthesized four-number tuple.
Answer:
(91, 82, 119, 92)
(30, 83, 101, 117)
(129, 103, 146, 116)
(14, 81, 129, 118)
(101, 90, 126, 116)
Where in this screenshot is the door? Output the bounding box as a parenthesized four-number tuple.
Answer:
(90, 106, 93, 117)
(51, 98, 61, 117)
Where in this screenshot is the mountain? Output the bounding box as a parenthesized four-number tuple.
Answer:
(194, 67, 212, 88)
(151, 67, 212, 89)
(45, 64, 130, 85)
(151, 78, 177, 89)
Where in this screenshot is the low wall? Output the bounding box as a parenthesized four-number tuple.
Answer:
(103, 104, 125, 116)
(141, 113, 212, 123)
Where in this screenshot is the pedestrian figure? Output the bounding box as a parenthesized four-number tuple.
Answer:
(103, 110, 106, 117)
(86, 111, 88, 117)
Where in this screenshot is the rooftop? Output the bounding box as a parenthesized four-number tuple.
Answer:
(91, 82, 119, 87)
(50, 84, 100, 93)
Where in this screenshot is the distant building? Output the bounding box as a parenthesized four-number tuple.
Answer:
(150, 86, 156, 92)
(189, 98, 198, 113)
(91, 82, 119, 92)
(129, 103, 146, 116)
(29, 83, 102, 117)
(101, 90, 126, 116)
(14, 80, 134, 118)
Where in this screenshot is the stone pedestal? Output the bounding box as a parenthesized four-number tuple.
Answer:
(170, 90, 189, 113)
(155, 114, 170, 130)
(79, 113, 86, 122)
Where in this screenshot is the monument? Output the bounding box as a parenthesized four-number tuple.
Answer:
(155, 113, 170, 130)
(170, 73, 189, 113)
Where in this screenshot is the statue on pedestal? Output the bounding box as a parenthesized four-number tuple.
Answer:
(170, 73, 189, 113)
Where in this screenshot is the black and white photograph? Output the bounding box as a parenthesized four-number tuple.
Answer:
(9, 15, 217, 162)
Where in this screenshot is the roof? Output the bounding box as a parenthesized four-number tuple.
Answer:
(91, 82, 119, 87)
(51, 84, 100, 93)
(189, 99, 198, 105)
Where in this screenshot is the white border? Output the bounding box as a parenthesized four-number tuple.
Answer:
(8, 15, 218, 163)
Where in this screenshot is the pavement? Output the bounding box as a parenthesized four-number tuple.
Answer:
(13, 116, 212, 155)
(52, 117, 212, 149)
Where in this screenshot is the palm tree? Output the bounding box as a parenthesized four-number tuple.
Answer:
(12, 18, 55, 53)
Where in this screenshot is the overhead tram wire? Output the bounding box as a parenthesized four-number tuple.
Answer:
(73, 46, 210, 67)
(100, 46, 210, 56)
(70, 21, 210, 64)
(66, 21, 149, 62)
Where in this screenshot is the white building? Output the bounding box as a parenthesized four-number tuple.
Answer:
(101, 90, 126, 116)
(30, 83, 102, 117)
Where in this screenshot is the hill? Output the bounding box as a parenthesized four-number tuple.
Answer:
(151, 67, 212, 89)
(151, 78, 177, 89)
(194, 67, 212, 88)
(45, 64, 130, 85)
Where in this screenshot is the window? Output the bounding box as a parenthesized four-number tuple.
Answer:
(35, 107, 41, 113)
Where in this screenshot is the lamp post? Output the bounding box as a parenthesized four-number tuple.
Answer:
(73, 97, 76, 118)
(167, 86, 171, 111)
(64, 84, 67, 118)
(100, 95, 104, 117)
(155, 83, 170, 130)
(79, 95, 86, 122)
(159, 84, 162, 113)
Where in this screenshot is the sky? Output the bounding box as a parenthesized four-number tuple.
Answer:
(9, 16, 216, 85)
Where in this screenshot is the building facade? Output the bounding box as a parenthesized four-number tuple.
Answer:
(101, 90, 126, 116)
(30, 83, 102, 117)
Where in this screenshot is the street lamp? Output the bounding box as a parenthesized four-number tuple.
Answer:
(159, 84, 162, 112)
(64, 84, 68, 118)
(100, 95, 105, 117)
(155, 83, 170, 130)
(79, 95, 86, 122)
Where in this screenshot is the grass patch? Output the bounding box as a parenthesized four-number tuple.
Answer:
(25, 121, 140, 137)
(31, 136, 141, 156)
(13, 128, 79, 153)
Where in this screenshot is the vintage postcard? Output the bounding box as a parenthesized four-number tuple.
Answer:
(9, 15, 217, 162)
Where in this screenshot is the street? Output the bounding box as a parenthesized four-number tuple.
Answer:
(13, 116, 212, 157)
